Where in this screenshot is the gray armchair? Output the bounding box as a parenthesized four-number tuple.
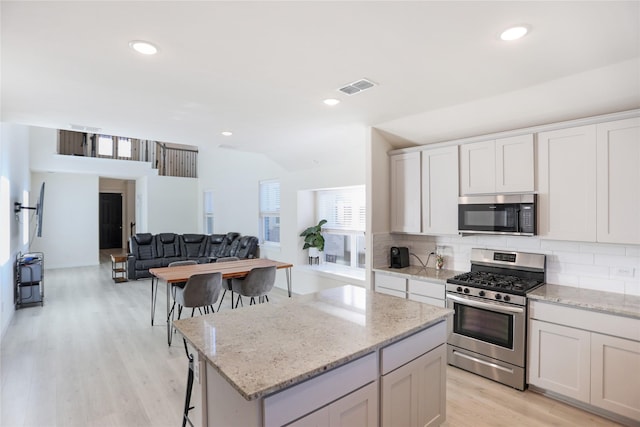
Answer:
(231, 266, 276, 308)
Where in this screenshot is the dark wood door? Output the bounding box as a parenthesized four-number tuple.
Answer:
(99, 193, 123, 249)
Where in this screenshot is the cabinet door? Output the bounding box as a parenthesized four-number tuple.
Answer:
(460, 140, 495, 195)
(416, 344, 446, 427)
(381, 351, 419, 427)
(591, 333, 640, 421)
(421, 146, 459, 234)
(596, 118, 640, 244)
(537, 125, 597, 241)
(287, 408, 329, 427)
(495, 134, 534, 193)
(390, 152, 421, 233)
(328, 381, 378, 427)
(381, 345, 446, 427)
(528, 320, 591, 403)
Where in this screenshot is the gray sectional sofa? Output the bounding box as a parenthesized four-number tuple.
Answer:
(127, 232, 259, 280)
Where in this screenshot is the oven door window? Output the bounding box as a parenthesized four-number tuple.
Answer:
(453, 303, 514, 349)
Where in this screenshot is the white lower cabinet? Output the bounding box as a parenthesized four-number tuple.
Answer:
(408, 278, 445, 307)
(380, 322, 447, 427)
(287, 382, 378, 427)
(528, 301, 640, 424)
(381, 344, 446, 427)
(591, 334, 640, 421)
(374, 272, 407, 299)
(529, 320, 591, 402)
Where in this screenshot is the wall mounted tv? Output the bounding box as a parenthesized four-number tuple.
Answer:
(14, 182, 45, 237)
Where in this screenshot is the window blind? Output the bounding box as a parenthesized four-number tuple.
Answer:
(317, 186, 365, 231)
(260, 180, 280, 214)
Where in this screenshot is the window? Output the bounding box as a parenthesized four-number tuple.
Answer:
(259, 180, 280, 245)
(317, 186, 366, 269)
(203, 190, 214, 234)
(97, 135, 113, 156)
(117, 138, 132, 158)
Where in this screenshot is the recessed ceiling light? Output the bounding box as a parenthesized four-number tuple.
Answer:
(323, 98, 340, 106)
(129, 40, 158, 55)
(221, 131, 233, 136)
(500, 26, 529, 41)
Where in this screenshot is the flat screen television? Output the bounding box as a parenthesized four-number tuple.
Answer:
(35, 182, 45, 237)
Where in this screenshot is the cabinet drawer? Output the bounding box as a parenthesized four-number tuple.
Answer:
(380, 321, 446, 375)
(377, 287, 407, 299)
(408, 279, 444, 300)
(409, 294, 445, 307)
(264, 352, 377, 427)
(375, 274, 406, 292)
(529, 300, 640, 341)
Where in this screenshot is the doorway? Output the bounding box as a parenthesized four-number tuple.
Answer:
(99, 192, 123, 249)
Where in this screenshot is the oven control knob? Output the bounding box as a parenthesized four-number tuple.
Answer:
(495, 294, 502, 300)
(479, 291, 485, 297)
(503, 295, 511, 302)
(457, 287, 463, 292)
(463, 288, 470, 294)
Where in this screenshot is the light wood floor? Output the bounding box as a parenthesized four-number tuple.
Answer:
(1, 252, 622, 427)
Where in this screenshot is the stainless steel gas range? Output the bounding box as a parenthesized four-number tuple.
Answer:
(446, 248, 546, 390)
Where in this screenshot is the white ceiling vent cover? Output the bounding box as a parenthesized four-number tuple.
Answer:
(338, 78, 377, 95)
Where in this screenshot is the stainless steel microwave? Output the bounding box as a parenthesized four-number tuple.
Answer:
(458, 194, 537, 236)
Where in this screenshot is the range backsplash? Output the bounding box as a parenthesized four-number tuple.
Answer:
(372, 232, 640, 296)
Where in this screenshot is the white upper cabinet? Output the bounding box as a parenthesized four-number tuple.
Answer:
(495, 134, 535, 193)
(538, 117, 640, 244)
(596, 117, 640, 245)
(537, 125, 597, 241)
(421, 146, 459, 235)
(460, 140, 495, 194)
(390, 152, 421, 233)
(460, 134, 534, 195)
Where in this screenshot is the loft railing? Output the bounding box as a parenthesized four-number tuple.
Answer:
(57, 130, 198, 178)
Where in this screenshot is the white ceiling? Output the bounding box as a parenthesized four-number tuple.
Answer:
(2, 1, 639, 170)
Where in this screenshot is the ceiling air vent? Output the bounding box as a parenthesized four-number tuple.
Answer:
(338, 78, 377, 96)
(69, 124, 102, 133)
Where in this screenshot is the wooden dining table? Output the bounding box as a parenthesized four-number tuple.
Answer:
(149, 258, 293, 345)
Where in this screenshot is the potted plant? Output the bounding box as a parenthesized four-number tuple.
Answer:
(300, 219, 327, 264)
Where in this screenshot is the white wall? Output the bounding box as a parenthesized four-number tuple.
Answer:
(0, 123, 31, 339)
(30, 172, 100, 268)
(198, 139, 366, 295)
(146, 175, 199, 234)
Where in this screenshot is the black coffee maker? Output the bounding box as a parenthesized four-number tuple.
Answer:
(390, 247, 410, 268)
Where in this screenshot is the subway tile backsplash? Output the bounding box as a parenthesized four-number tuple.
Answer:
(372, 233, 640, 296)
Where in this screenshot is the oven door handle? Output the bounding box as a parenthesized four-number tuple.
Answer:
(447, 293, 525, 315)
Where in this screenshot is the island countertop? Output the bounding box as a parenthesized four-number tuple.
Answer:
(173, 285, 452, 401)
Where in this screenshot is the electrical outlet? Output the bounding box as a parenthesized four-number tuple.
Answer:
(613, 267, 635, 278)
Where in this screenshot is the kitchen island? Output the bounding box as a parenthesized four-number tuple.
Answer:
(174, 285, 452, 427)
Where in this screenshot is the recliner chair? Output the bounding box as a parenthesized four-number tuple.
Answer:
(180, 234, 208, 263)
(157, 233, 183, 266)
(229, 235, 259, 259)
(128, 233, 163, 279)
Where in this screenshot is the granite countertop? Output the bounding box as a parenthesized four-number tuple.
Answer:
(528, 284, 640, 319)
(373, 265, 463, 283)
(173, 285, 452, 401)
